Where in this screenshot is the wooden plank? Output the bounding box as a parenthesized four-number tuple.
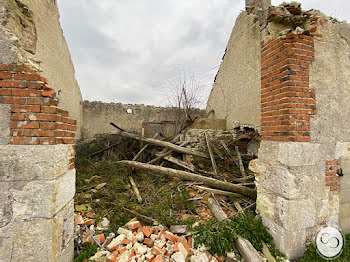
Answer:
(118, 160, 257, 198)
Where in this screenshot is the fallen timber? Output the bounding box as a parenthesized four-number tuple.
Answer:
(110, 122, 210, 159)
(118, 160, 257, 198)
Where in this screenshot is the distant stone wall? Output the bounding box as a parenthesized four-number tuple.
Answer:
(82, 101, 205, 139)
(0, 64, 76, 261)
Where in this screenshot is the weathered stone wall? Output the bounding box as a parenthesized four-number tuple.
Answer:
(0, 0, 83, 137)
(82, 101, 205, 139)
(0, 65, 76, 261)
(248, 2, 350, 259)
(206, 11, 261, 130)
(310, 20, 350, 234)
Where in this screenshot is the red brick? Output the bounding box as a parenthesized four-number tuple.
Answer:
(67, 125, 77, 131)
(3, 97, 26, 104)
(40, 76, 48, 83)
(41, 106, 57, 114)
(10, 129, 25, 137)
(56, 137, 75, 144)
(12, 89, 41, 97)
(25, 129, 55, 137)
(57, 108, 68, 116)
(39, 137, 56, 145)
(0, 88, 11, 95)
(0, 80, 25, 88)
(14, 73, 41, 81)
(0, 72, 12, 79)
(143, 238, 154, 247)
(121, 239, 130, 245)
(85, 219, 94, 226)
(151, 246, 164, 256)
(96, 234, 106, 245)
(142, 227, 152, 238)
(11, 121, 39, 129)
(10, 113, 26, 121)
(26, 97, 50, 105)
(11, 105, 40, 113)
(127, 221, 141, 230)
(40, 122, 56, 130)
(27, 82, 44, 89)
(32, 114, 57, 122)
(164, 231, 177, 242)
(10, 137, 39, 145)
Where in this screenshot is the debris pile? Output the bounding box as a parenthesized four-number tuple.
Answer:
(75, 216, 224, 262)
(74, 121, 263, 261)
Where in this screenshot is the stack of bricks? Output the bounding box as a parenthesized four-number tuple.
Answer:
(0, 64, 77, 146)
(325, 160, 341, 191)
(260, 33, 316, 142)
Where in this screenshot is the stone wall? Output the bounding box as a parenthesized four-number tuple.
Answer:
(247, 2, 350, 259)
(206, 11, 262, 130)
(82, 101, 205, 139)
(0, 64, 76, 261)
(0, 0, 83, 137)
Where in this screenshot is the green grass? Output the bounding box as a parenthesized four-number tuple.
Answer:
(74, 243, 97, 262)
(75, 135, 195, 232)
(300, 234, 350, 262)
(193, 211, 285, 261)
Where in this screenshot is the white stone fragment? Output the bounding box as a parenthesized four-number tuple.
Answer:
(171, 252, 185, 262)
(107, 234, 126, 250)
(117, 227, 132, 236)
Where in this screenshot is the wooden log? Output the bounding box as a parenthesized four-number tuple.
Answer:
(220, 140, 240, 168)
(110, 123, 209, 159)
(205, 133, 218, 176)
(129, 176, 142, 203)
(149, 141, 190, 165)
(194, 186, 242, 198)
(235, 235, 264, 262)
(207, 197, 228, 222)
(163, 155, 196, 172)
(122, 207, 157, 225)
(118, 160, 257, 198)
(211, 142, 224, 160)
(132, 133, 160, 161)
(235, 146, 246, 176)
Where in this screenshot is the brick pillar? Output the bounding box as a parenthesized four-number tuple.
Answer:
(0, 64, 76, 261)
(260, 33, 316, 142)
(250, 30, 340, 259)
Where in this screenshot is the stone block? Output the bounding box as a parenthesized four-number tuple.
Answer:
(276, 197, 316, 230)
(262, 216, 306, 260)
(8, 169, 75, 219)
(261, 163, 300, 199)
(0, 144, 74, 181)
(335, 142, 350, 159)
(256, 187, 276, 219)
(0, 200, 73, 262)
(258, 141, 322, 167)
(0, 104, 10, 145)
(278, 142, 322, 167)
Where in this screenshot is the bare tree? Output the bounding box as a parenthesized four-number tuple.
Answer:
(166, 69, 206, 133)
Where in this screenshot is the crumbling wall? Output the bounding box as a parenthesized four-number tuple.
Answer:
(206, 11, 261, 130)
(82, 101, 205, 139)
(0, 0, 83, 137)
(309, 19, 350, 234)
(248, 2, 350, 259)
(0, 65, 76, 261)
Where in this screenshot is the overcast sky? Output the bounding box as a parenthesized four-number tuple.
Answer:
(57, 0, 349, 107)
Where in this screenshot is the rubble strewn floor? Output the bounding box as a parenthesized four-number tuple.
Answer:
(72, 132, 282, 261)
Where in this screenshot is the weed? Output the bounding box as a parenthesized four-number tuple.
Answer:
(74, 243, 97, 262)
(300, 233, 350, 262)
(194, 211, 285, 260)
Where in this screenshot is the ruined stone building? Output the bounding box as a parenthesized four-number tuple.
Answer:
(0, 0, 350, 261)
(208, 0, 350, 259)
